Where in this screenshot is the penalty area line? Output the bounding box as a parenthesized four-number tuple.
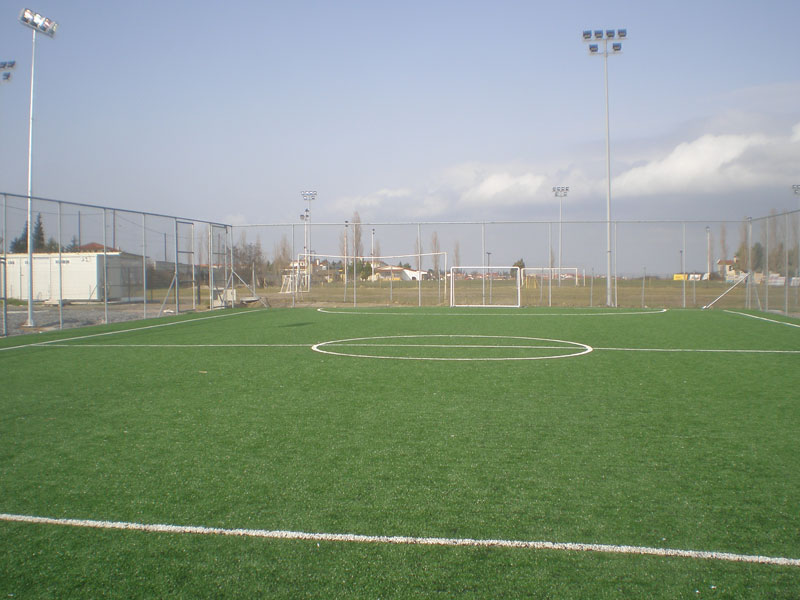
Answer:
(724, 310, 800, 329)
(1, 513, 798, 567)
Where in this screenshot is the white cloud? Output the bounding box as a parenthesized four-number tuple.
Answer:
(333, 121, 800, 223)
(223, 213, 250, 226)
(440, 163, 549, 208)
(463, 172, 546, 206)
(792, 122, 800, 143)
(613, 133, 772, 196)
(331, 188, 413, 214)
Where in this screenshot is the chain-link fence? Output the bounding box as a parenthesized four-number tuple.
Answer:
(235, 214, 799, 314)
(3, 192, 798, 336)
(1, 193, 233, 336)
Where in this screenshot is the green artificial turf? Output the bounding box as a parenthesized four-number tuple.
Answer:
(1, 307, 798, 598)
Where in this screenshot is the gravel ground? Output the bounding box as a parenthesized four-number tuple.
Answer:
(2, 304, 161, 337)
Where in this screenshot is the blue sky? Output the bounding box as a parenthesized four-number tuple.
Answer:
(0, 0, 798, 233)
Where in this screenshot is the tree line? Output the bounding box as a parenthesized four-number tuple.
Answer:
(7, 213, 73, 253)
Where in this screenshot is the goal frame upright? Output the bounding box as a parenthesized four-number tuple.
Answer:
(450, 266, 521, 308)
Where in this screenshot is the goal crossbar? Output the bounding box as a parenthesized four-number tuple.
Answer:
(450, 266, 521, 308)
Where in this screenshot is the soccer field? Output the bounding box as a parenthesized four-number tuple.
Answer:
(1, 307, 798, 598)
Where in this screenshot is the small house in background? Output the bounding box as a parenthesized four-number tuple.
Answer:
(717, 258, 742, 283)
(373, 265, 427, 282)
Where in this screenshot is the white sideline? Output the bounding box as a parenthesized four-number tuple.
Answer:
(1, 513, 797, 567)
(724, 310, 800, 329)
(38, 343, 310, 348)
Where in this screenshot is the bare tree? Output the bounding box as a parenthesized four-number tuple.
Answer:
(720, 222, 728, 261)
(733, 221, 748, 270)
(273, 234, 291, 273)
(351, 211, 363, 258)
(767, 209, 785, 274)
(233, 230, 267, 285)
(430, 231, 441, 277)
(415, 232, 423, 271)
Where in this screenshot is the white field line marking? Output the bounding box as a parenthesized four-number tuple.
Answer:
(317, 308, 667, 317)
(724, 310, 800, 329)
(38, 343, 310, 348)
(9, 341, 796, 355)
(1, 513, 797, 567)
(0, 310, 266, 353)
(596, 347, 800, 354)
(20, 342, 797, 355)
(330, 343, 579, 350)
(312, 335, 592, 361)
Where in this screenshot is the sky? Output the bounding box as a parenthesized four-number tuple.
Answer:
(0, 0, 798, 273)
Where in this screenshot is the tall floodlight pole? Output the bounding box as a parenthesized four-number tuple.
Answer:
(706, 226, 711, 280)
(371, 228, 375, 276)
(343, 220, 348, 301)
(553, 186, 569, 287)
(583, 28, 626, 307)
(300, 191, 316, 290)
(0, 60, 15, 84)
(793, 185, 800, 283)
(486, 251, 492, 305)
(299, 210, 308, 290)
(19, 8, 58, 327)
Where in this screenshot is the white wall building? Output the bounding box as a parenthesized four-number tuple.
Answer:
(3, 251, 144, 301)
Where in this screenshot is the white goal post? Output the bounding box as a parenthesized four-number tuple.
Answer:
(450, 266, 521, 307)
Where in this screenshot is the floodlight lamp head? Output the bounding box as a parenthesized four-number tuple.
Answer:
(589, 44, 599, 53)
(0, 61, 15, 70)
(612, 42, 622, 52)
(582, 30, 592, 40)
(606, 29, 615, 38)
(594, 30, 603, 39)
(618, 29, 627, 39)
(793, 184, 800, 194)
(19, 9, 58, 37)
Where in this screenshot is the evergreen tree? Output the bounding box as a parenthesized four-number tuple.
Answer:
(33, 213, 46, 251)
(10, 213, 50, 253)
(10, 221, 28, 253)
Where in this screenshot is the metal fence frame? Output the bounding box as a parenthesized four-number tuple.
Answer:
(2, 191, 798, 336)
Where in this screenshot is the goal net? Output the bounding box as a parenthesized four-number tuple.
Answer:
(450, 266, 521, 307)
(287, 251, 448, 306)
(522, 267, 581, 287)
